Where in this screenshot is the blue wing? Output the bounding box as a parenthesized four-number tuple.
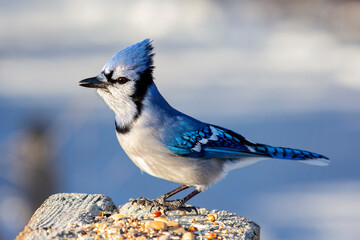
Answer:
(166, 124, 329, 164)
(167, 124, 256, 159)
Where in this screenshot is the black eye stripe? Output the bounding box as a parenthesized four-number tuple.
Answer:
(103, 71, 130, 84)
(104, 71, 114, 81)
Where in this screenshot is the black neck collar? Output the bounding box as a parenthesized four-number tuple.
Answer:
(115, 68, 154, 134)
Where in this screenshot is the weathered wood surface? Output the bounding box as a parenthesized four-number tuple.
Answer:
(17, 193, 260, 240)
(17, 193, 116, 239)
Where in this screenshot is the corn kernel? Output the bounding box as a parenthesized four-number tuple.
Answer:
(153, 210, 162, 218)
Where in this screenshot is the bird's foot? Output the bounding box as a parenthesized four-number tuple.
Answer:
(130, 197, 197, 214)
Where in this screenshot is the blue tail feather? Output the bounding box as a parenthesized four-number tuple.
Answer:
(251, 143, 329, 166)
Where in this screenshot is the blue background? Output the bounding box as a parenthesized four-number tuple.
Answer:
(1, 1, 359, 239)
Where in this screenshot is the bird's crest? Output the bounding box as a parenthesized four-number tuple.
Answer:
(103, 39, 154, 75)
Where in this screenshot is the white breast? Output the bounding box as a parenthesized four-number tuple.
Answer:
(116, 124, 225, 188)
(115, 119, 168, 178)
(113, 91, 227, 188)
(130, 156, 156, 176)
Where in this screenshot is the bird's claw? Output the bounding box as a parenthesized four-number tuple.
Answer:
(130, 197, 198, 214)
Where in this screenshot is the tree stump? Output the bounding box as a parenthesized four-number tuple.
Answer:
(17, 193, 260, 240)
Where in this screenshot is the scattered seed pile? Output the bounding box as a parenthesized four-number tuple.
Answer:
(73, 202, 260, 240)
(17, 193, 260, 240)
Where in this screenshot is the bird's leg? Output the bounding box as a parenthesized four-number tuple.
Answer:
(155, 184, 190, 204)
(182, 189, 201, 204)
(159, 189, 201, 213)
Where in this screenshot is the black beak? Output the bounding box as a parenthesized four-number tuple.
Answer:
(79, 76, 108, 88)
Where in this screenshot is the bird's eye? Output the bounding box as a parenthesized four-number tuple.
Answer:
(117, 77, 129, 84)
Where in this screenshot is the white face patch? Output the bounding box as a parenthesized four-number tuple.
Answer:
(97, 80, 138, 128)
(94, 39, 154, 132)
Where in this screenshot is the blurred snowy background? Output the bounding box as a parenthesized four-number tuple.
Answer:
(1, 0, 360, 239)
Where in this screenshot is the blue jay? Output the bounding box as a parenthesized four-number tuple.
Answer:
(79, 39, 329, 211)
